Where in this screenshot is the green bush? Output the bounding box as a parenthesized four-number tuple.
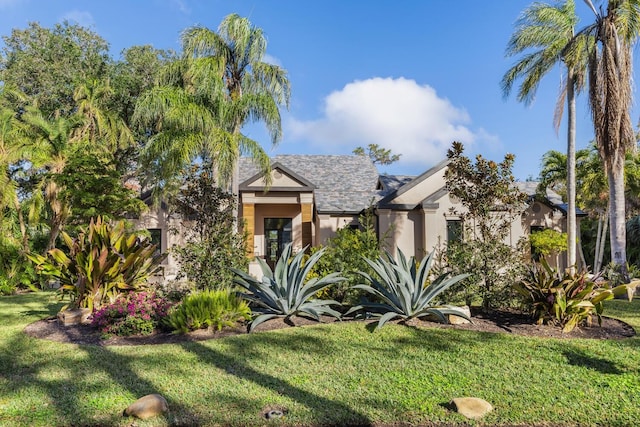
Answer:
(529, 228, 567, 260)
(28, 217, 166, 311)
(91, 291, 174, 337)
(166, 289, 251, 333)
(347, 249, 470, 330)
(308, 209, 384, 304)
(515, 260, 635, 332)
(170, 165, 248, 290)
(233, 243, 345, 332)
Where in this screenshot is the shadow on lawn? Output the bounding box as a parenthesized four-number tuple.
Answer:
(562, 347, 623, 374)
(0, 331, 200, 426)
(180, 340, 373, 426)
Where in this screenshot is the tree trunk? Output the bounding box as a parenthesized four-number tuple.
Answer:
(594, 212, 603, 271)
(13, 194, 28, 254)
(566, 72, 577, 273)
(596, 210, 609, 273)
(578, 232, 587, 271)
(608, 160, 628, 281)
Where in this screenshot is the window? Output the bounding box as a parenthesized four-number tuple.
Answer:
(446, 220, 463, 243)
(264, 218, 293, 269)
(148, 228, 162, 257)
(530, 226, 544, 261)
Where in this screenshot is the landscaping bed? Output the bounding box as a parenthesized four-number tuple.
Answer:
(24, 308, 635, 347)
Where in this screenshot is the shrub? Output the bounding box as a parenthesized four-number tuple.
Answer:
(308, 208, 384, 304)
(170, 165, 248, 290)
(233, 243, 345, 332)
(29, 217, 166, 311)
(347, 249, 470, 330)
(165, 289, 252, 333)
(91, 291, 174, 337)
(529, 228, 567, 261)
(516, 260, 636, 332)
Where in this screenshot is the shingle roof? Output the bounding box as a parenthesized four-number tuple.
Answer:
(239, 156, 584, 216)
(238, 155, 380, 213)
(378, 174, 415, 194)
(515, 181, 587, 216)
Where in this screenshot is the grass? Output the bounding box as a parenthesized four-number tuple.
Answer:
(1, 291, 639, 426)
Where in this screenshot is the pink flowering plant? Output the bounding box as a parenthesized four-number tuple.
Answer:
(91, 291, 174, 337)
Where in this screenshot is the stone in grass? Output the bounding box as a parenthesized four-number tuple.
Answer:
(123, 394, 169, 420)
(262, 405, 288, 420)
(447, 305, 471, 325)
(57, 308, 92, 326)
(451, 397, 493, 420)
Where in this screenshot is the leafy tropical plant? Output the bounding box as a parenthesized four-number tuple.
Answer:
(347, 249, 470, 330)
(232, 243, 345, 332)
(515, 259, 636, 332)
(28, 217, 166, 311)
(165, 289, 251, 333)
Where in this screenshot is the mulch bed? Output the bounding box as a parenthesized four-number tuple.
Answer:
(23, 309, 636, 346)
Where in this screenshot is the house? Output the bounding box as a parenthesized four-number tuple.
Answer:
(237, 154, 584, 277)
(135, 154, 583, 282)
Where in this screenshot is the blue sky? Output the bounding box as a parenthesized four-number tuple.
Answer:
(0, 0, 633, 180)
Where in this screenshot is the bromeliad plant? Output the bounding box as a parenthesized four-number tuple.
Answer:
(232, 243, 345, 332)
(347, 249, 470, 330)
(516, 260, 636, 333)
(29, 217, 166, 312)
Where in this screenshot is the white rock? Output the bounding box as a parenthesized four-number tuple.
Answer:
(451, 397, 493, 419)
(447, 305, 472, 325)
(123, 394, 169, 420)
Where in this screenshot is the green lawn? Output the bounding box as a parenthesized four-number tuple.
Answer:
(1, 292, 639, 426)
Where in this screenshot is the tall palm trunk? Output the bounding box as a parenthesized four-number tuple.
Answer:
(607, 157, 627, 275)
(586, 3, 635, 281)
(566, 70, 577, 272)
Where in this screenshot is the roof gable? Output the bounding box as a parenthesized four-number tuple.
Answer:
(239, 155, 380, 213)
(378, 159, 449, 208)
(239, 162, 316, 192)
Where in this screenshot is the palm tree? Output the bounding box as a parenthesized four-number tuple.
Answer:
(73, 78, 135, 150)
(576, 0, 640, 280)
(135, 13, 290, 193)
(21, 108, 83, 251)
(0, 106, 29, 252)
(502, 0, 590, 272)
(538, 145, 608, 270)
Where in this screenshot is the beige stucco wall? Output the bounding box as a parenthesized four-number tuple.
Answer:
(391, 167, 447, 205)
(131, 205, 186, 284)
(378, 194, 570, 267)
(316, 214, 359, 245)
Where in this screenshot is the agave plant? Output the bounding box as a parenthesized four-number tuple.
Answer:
(347, 249, 470, 330)
(232, 243, 345, 332)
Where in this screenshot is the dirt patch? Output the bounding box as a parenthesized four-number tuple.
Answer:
(23, 309, 636, 346)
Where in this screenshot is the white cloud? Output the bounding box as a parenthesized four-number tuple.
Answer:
(60, 10, 95, 27)
(288, 77, 493, 169)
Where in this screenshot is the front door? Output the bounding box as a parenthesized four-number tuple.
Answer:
(264, 218, 293, 269)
